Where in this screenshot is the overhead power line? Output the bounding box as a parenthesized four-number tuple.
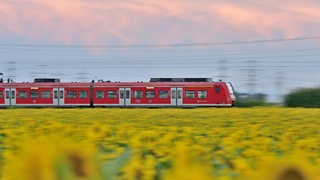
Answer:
(5, 53, 320, 63)
(0, 35, 320, 48)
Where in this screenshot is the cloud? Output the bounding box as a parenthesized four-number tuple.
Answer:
(0, 0, 320, 44)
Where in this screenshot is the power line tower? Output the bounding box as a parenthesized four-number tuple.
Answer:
(77, 69, 90, 82)
(34, 64, 49, 77)
(7, 61, 16, 82)
(275, 70, 284, 102)
(247, 60, 257, 95)
(218, 59, 228, 80)
(0, 72, 3, 83)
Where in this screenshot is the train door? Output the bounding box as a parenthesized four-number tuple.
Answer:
(171, 87, 183, 106)
(0, 89, 4, 105)
(5, 88, 16, 106)
(119, 88, 131, 106)
(53, 88, 65, 106)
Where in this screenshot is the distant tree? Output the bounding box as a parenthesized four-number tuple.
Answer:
(284, 87, 320, 108)
(235, 92, 271, 107)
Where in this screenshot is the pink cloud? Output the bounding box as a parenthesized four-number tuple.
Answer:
(0, 0, 320, 45)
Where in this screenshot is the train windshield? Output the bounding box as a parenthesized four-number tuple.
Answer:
(226, 83, 236, 99)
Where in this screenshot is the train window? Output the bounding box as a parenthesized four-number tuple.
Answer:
(134, 90, 143, 98)
(172, 90, 176, 99)
(54, 91, 58, 99)
(178, 90, 182, 99)
(120, 90, 124, 99)
(42, 91, 51, 99)
(79, 91, 88, 99)
(60, 90, 64, 99)
(185, 91, 195, 98)
(215, 87, 220, 94)
(6, 91, 9, 99)
(96, 91, 104, 99)
(18, 91, 27, 99)
(11, 91, 15, 99)
(126, 90, 130, 99)
(146, 90, 155, 98)
(67, 91, 76, 99)
(30, 91, 39, 99)
(198, 90, 207, 99)
(0, 91, 2, 98)
(107, 90, 117, 99)
(159, 90, 168, 98)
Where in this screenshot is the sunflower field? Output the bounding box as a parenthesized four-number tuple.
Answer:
(0, 108, 320, 180)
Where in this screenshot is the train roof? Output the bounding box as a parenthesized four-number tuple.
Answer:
(150, 78, 212, 82)
(0, 81, 227, 88)
(92, 81, 221, 87)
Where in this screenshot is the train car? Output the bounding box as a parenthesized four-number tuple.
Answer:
(0, 78, 236, 107)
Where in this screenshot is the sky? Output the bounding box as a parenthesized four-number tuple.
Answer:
(1, 0, 320, 102)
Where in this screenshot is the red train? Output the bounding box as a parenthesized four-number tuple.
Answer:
(0, 78, 236, 107)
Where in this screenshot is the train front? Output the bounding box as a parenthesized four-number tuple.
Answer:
(226, 82, 236, 106)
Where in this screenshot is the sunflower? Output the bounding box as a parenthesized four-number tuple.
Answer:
(2, 138, 102, 180)
(254, 153, 320, 180)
